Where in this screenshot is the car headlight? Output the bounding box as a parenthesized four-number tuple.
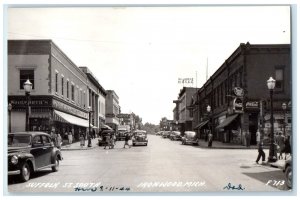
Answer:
(11, 155, 18, 165)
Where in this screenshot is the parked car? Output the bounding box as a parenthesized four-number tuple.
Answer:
(162, 131, 171, 138)
(182, 131, 198, 145)
(169, 131, 182, 141)
(283, 157, 292, 189)
(8, 132, 63, 182)
(132, 130, 148, 146)
(155, 131, 162, 136)
(98, 130, 115, 146)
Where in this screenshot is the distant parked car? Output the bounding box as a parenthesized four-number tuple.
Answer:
(283, 157, 292, 189)
(169, 131, 182, 141)
(162, 131, 171, 138)
(8, 132, 63, 182)
(182, 131, 198, 145)
(132, 130, 148, 146)
(155, 131, 162, 136)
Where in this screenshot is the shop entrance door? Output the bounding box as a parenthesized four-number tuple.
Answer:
(249, 113, 258, 145)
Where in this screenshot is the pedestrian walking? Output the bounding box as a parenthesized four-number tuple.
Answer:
(123, 133, 131, 148)
(80, 134, 85, 147)
(284, 135, 291, 160)
(245, 131, 251, 148)
(109, 134, 114, 149)
(256, 141, 266, 164)
(277, 132, 285, 160)
(256, 129, 261, 145)
(68, 131, 73, 144)
(113, 133, 117, 145)
(104, 133, 111, 149)
(208, 131, 213, 147)
(56, 133, 62, 149)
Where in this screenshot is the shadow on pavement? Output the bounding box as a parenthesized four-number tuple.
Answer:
(243, 170, 289, 191)
(8, 170, 52, 185)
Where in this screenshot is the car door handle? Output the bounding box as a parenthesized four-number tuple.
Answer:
(43, 147, 47, 150)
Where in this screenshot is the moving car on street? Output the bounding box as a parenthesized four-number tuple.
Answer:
(8, 132, 63, 182)
(182, 131, 198, 145)
(162, 131, 171, 138)
(169, 131, 182, 141)
(132, 130, 148, 146)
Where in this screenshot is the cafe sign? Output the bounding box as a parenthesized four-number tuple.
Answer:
(233, 97, 243, 113)
(233, 87, 244, 97)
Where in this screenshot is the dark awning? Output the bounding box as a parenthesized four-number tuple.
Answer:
(216, 114, 239, 129)
(194, 120, 209, 129)
(101, 124, 112, 130)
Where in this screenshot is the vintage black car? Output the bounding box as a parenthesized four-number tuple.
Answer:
(283, 157, 292, 189)
(169, 131, 182, 141)
(8, 132, 63, 182)
(182, 131, 198, 145)
(132, 130, 148, 146)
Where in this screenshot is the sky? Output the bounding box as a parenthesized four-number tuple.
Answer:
(7, 6, 291, 125)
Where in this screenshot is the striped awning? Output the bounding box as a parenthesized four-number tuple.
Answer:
(53, 110, 89, 127)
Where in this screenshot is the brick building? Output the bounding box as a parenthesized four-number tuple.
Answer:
(191, 42, 291, 145)
(8, 40, 107, 142)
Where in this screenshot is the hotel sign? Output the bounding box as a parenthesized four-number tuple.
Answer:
(117, 113, 131, 118)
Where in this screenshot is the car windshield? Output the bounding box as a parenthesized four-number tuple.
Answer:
(185, 132, 196, 137)
(135, 132, 146, 136)
(8, 135, 31, 147)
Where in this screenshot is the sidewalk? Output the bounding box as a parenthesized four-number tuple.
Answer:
(197, 139, 259, 149)
(197, 139, 287, 169)
(61, 137, 99, 151)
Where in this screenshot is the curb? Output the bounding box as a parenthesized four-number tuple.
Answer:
(61, 147, 96, 151)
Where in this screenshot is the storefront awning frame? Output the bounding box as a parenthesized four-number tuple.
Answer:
(216, 114, 239, 129)
(194, 120, 209, 130)
(53, 110, 89, 128)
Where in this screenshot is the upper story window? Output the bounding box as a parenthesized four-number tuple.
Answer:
(61, 77, 64, 96)
(275, 67, 284, 92)
(20, 70, 34, 90)
(66, 80, 69, 99)
(71, 84, 75, 101)
(55, 73, 58, 93)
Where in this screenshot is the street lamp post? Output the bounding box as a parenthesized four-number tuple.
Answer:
(282, 102, 287, 136)
(8, 103, 12, 133)
(88, 106, 93, 147)
(23, 79, 32, 131)
(207, 105, 212, 142)
(267, 77, 277, 163)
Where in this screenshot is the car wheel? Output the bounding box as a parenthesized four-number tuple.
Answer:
(285, 166, 292, 189)
(52, 156, 60, 172)
(20, 162, 31, 182)
(145, 143, 148, 146)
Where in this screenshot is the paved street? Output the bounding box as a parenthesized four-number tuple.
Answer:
(7, 135, 290, 193)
